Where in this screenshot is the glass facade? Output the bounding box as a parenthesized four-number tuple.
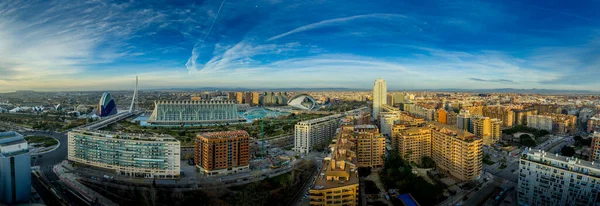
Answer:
(68, 130, 180, 179)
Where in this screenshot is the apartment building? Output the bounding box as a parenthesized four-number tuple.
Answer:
(527, 115, 553, 132)
(430, 123, 483, 181)
(380, 112, 400, 137)
(195, 130, 250, 176)
(589, 132, 600, 162)
(68, 130, 181, 179)
(352, 125, 386, 167)
(527, 113, 577, 134)
(294, 114, 345, 153)
(310, 126, 359, 206)
(518, 148, 600, 206)
(471, 116, 502, 146)
(394, 127, 432, 164)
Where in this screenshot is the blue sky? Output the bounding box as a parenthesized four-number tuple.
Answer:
(1, 0, 600, 92)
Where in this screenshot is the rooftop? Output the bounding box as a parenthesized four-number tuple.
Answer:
(70, 130, 178, 142)
(522, 148, 600, 177)
(429, 122, 479, 141)
(0, 131, 24, 144)
(199, 130, 249, 139)
(312, 127, 359, 190)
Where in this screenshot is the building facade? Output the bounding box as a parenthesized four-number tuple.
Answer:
(457, 110, 471, 132)
(310, 125, 359, 206)
(446, 111, 458, 128)
(518, 148, 600, 206)
(588, 115, 600, 133)
(294, 114, 345, 153)
(527, 115, 553, 132)
(437, 109, 447, 124)
(195, 130, 250, 176)
(353, 125, 386, 168)
(68, 130, 181, 179)
(147, 100, 245, 126)
(380, 112, 399, 137)
(372, 78, 387, 119)
(527, 113, 576, 134)
(0, 132, 30, 205)
(590, 132, 600, 163)
(394, 127, 432, 164)
(513, 109, 538, 126)
(471, 116, 502, 146)
(430, 123, 483, 181)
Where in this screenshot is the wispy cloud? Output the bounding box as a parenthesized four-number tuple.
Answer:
(0, 0, 165, 82)
(267, 13, 406, 41)
(468, 78, 514, 83)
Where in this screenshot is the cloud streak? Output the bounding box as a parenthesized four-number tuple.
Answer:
(468, 78, 515, 83)
(267, 13, 406, 41)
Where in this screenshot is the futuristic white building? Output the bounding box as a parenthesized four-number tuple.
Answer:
(147, 100, 246, 126)
(287, 94, 317, 110)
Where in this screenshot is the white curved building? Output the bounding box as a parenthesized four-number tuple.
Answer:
(287, 94, 317, 110)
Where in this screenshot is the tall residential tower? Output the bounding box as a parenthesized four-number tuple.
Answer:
(372, 78, 387, 119)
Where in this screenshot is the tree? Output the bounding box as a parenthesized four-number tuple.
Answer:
(574, 136, 583, 142)
(420, 156, 436, 168)
(561, 146, 576, 157)
(520, 134, 536, 147)
(358, 167, 372, 177)
(522, 138, 536, 147)
(519, 134, 532, 141)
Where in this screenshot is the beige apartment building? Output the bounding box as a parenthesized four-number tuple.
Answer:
(353, 125, 386, 168)
(394, 126, 432, 164)
(310, 125, 359, 206)
(430, 122, 483, 181)
(471, 116, 502, 146)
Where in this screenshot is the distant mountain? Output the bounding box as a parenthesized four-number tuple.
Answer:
(413, 88, 598, 94)
(159, 87, 368, 92)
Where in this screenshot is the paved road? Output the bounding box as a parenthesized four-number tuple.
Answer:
(25, 131, 69, 167)
(24, 131, 89, 206)
(291, 152, 326, 206)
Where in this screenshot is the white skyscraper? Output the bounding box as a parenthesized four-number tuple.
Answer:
(372, 78, 387, 118)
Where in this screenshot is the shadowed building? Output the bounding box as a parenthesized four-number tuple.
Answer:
(0, 132, 31, 205)
(518, 148, 600, 205)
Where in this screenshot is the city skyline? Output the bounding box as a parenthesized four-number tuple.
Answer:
(1, 0, 600, 92)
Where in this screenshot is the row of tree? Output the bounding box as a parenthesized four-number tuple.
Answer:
(379, 151, 445, 206)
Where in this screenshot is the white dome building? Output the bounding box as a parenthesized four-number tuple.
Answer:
(287, 94, 317, 110)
